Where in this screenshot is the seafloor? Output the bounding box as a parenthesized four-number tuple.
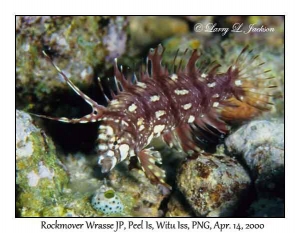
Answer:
(16, 16, 284, 217)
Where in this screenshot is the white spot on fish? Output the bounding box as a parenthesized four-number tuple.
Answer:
(212, 93, 220, 98)
(119, 144, 129, 161)
(106, 126, 114, 136)
(154, 171, 161, 177)
(98, 134, 107, 140)
(213, 102, 219, 107)
(59, 117, 70, 122)
(98, 144, 108, 151)
(174, 89, 189, 95)
(110, 156, 117, 170)
(128, 103, 137, 112)
(155, 110, 166, 119)
(129, 150, 135, 157)
(235, 80, 242, 86)
(150, 95, 160, 102)
(139, 125, 145, 131)
(149, 157, 156, 164)
(137, 118, 144, 126)
(182, 103, 192, 110)
(136, 82, 147, 89)
(109, 136, 116, 143)
(188, 115, 195, 123)
(154, 124, 165, 136)
(201, 73, 207, 78)
(170, 74, 178, 81)
(121, 120, 129, 127)
(147, 133, 154, 145)
(107, 150, 115, 157)
(207, 82, 216, 88)
(110, 99, 119, 105)
(108, 143, 114, 149)
(79, 120, 88, 123)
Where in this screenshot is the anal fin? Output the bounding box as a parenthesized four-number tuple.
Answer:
(163, 110, 229, 155)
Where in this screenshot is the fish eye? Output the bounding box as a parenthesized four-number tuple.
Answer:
(113, 141, 118, 146)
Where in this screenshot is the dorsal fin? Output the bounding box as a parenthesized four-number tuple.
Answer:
(147, 44, 169, 78)
(30, 52, 106, 123)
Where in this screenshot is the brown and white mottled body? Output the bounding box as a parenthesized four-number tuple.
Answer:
(31, 45, 277, 193)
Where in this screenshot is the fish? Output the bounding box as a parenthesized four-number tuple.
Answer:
(30, 45, 278, 194)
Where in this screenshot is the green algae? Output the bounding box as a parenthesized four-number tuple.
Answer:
(16, 129, 69, 216)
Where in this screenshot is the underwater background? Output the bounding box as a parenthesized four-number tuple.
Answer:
(16, 16, 284, 217)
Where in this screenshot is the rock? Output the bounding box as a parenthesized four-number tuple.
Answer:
(225, 120, 284, 197)
(16, 110, 40, 159)
(183, 16, 213, 23)
(177, 153, 251, 217)
(165, 191, 195, 217)
(129, 16, 189, 50)
(16, 110, 69, 216)
(247, 198, 284, 217)
(104, 163, 166, 217)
